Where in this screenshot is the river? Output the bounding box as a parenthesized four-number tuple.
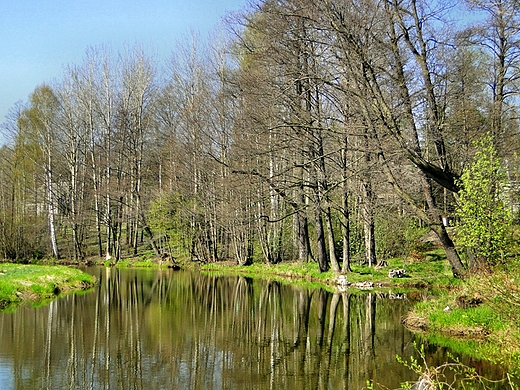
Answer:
(0, 267, 506, 389)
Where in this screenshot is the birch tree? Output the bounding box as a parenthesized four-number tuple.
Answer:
(19, 85, 61, 259)
(118, 47, 157, 256)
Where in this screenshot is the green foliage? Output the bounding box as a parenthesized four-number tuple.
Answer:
(0, 221, 46, 262)
(0, 142, 46, 262)
(455, 133, 513, 265)
(148, 192, 192, 260)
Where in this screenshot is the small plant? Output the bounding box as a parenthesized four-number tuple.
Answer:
(396, 342, 519, 389)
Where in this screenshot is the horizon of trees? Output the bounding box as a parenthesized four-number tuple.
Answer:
(0, 0, 519, 276)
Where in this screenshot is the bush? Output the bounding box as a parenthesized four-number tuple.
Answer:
(376, 214, 428, 260)
(455, 133, 513, 267)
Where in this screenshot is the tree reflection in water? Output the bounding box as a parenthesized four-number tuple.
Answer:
(0, 268, 504, 389)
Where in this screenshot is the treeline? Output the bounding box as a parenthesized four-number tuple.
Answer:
(0, 0, 519, 275)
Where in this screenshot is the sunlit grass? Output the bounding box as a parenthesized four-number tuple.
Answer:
(202, 261, 335, 291)
(429, 305, 503, 332)
(0, 263, 96, 310)
(132, 259, 155, 268)
(408, 260, 520, 372)
(200, 248, 461, 292)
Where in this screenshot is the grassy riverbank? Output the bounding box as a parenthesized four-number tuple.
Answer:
(200, 249, 460, 291)
(403, 263, 520, 374)
(0, 263, 96, 311)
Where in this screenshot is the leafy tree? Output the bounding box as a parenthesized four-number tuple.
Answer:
(455, 133, 513, 268)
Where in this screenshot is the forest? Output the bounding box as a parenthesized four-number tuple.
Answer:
(0, 0, 519, 277)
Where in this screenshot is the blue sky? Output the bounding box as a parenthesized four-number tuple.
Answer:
(0, 0, 248, 124)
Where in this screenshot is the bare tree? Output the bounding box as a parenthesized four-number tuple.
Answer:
(18, 85, 61, 259)
(56, 71, 89, 261)
(118, 46, 158, 256)
(464, 0, 520, 154)
(318, 0, 467, 275)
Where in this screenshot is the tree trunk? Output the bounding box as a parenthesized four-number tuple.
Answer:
(313, 190, 329, 273)
(89, 137, 103, 258)
(430, 223, 465, 277)
(341, 156, 352, 273)
(46, 160, 59, 259)
(339, 137, 352, 273)
(324, 206, 340, 273)
(361, 181, 376, 267)
(420, 173, 466, 277)
(140, 214, 161, 257)
(296, 209, 311, 263)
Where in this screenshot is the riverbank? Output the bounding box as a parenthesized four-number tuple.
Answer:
(0, 263, 96, 310)
(199, 250, 460, 292)
(403, 265, 520, 374)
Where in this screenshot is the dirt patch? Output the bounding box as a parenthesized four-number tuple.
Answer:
(402, 312, 429, 331)
(443, 326, 490, 339)
(455, 294, 483, 309)
(402, 312, 490, 340)
(15, 290, 40, 301)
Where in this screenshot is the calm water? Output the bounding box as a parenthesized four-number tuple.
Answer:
(0, 267, 506, 389)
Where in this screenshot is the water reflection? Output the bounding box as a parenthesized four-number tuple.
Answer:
(0, 268, 504, 389)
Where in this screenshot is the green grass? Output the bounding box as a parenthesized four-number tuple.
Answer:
(110, 258, 172, 268)
(0, 263, 96, 310)
(201, 261, 337, 291)
(200, 248, 460, 291)
(426, 303, 503, 334)
(132, 259, 155, 268)
(407, 263, 520, 372)
(96, 250, 173, 268)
